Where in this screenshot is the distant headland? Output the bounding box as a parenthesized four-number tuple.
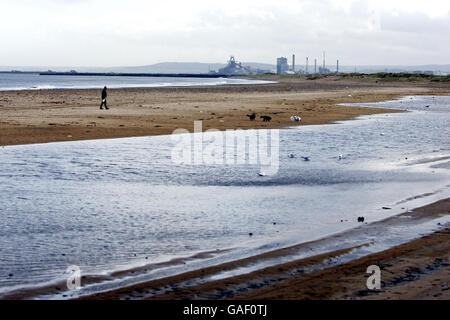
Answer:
(38, 71, 230, 78)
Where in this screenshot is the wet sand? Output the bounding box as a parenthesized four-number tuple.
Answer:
(1, 77, 449, 146)
(78, 198, 449, 300)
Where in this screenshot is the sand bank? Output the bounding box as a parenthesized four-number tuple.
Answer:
(1, 78, 449, 146)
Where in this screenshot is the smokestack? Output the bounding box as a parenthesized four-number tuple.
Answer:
(336, 60, 339, 74)
(292, 54, 295, 73)
(323, 51, 326, 69)
(314, 59, 317, 74)
(306, 57, 309, 74)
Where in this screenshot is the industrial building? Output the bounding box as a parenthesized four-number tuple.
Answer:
(216, 56, 271, 75)
(218, 56, 252, 75)
(277, 57, 289, 74)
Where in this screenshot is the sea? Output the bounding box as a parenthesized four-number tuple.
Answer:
(0, 72, 270, 91)
(0, 89, 449, 299)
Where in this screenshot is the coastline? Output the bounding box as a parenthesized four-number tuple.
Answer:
(1, 78, 449, 146)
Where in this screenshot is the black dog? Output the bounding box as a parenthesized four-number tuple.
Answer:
(247, 113, 256, 120)
(260, 115, 272, 122)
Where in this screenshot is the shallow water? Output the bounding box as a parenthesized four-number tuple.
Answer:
(0, 95, 449, 298)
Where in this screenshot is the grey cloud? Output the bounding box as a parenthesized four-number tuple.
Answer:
(0, 0, 449, 66)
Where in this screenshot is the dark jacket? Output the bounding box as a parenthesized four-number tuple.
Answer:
(102, 88, 107, 99)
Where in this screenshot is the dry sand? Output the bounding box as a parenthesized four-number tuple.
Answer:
(1, 77, 449, 146)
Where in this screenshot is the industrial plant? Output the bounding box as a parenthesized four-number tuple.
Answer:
(276, 52, 339, 75)
(212, 54, 340, 76)
(213, 56, 272, 76)
(210, 53, 442, 76)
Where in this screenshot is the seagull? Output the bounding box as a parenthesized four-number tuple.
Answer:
(290, 115, 301, 122)
(258, 172, 266, 176)
(380, 132, 385, 136)
(301, 156, 310, 161)
(338, 154, 344, 160)
(288, 153, 295, 158)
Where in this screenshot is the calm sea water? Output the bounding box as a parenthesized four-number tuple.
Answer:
(0, 95, 449, 298)
(0, 73, 270, 91)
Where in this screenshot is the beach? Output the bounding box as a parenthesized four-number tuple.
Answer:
(0, 77, 449, 300)
(1, 77, 448, 146)
(3, 0, 450, 307)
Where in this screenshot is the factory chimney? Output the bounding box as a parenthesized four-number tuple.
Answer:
(323, 51, 326, 69)
(292, 54, 295, 73)
(336, 60, 339, 74)
(314, 59, 317, 74)
(306, 57, 309, 74)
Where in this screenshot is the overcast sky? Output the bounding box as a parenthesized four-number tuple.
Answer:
(1, 0, 449, 67)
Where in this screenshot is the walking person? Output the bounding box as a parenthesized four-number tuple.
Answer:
(100, 86, 109, 110)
